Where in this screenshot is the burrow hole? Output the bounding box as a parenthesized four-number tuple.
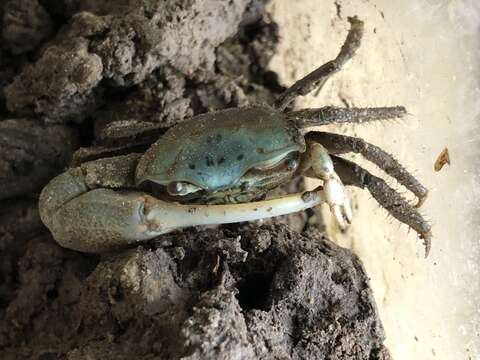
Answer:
(236, 271, 273, 311)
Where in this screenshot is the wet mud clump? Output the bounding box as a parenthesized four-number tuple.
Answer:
(0, 1, 391, 358)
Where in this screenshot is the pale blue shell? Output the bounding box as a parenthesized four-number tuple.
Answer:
(135, 106, 305, 191)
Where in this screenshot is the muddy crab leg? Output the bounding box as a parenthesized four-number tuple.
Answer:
(330, 155, 432, 257)
(288, 106, 407, 127)
(308, 132, 428, 207)
(274, 16, 364, 111)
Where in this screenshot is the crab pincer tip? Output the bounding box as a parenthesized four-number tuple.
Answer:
(421, 232, 432, 258)
(347, 16, 364, 29)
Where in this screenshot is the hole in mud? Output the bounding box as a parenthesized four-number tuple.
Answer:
(78, 116, 95, 147)
(236, 272, 273, 311)
(111, 285, 125, 302)
(46, 288, 58, 301)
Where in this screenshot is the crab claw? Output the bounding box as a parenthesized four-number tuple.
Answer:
(41, 172, 329, 253)
(323, 176, 352, 229)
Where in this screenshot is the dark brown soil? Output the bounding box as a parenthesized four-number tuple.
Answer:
(0, 1, 392, 359)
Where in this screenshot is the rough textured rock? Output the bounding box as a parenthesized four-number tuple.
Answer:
(0, 49, 20, 112)
(0, 200, 44, 307)
(0, 225, 391, 359)
(2, 0, 53, 54)
(5, 38, 104, 121)
(0, 118, 78, 200)
(5, 0, 251, 121)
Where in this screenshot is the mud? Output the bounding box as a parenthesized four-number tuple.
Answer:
(1, 225, 390, 359)
(0, 1, 391, 358)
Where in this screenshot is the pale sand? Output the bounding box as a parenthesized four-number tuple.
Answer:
(268, 1, 480, 359)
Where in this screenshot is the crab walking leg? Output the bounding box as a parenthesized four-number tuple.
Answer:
(274, 17, 364, 111)
(308, 132, 428, 207)
(288, 106, 407, 127)
(41, 178, 326, 253)
(303, 141, 352, 228)
(331, 155, 432, 257)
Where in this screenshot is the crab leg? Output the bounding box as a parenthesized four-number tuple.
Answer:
(331, 155, 432, 257)
(309, 131, 428, 207)
(274, 16, 364, 111)
(288, 106, 407, 127)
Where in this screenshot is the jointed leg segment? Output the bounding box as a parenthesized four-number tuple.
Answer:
(288, 106, 407, 127)
(308, 132, 428, 207)
(331, 155, 432, 257)
(274, 17, 364, 111)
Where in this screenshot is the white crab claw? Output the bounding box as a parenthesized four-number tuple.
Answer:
(323, 177, 352, 229)
(332, 205, 347, 229)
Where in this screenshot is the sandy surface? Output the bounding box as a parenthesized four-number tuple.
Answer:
(268, 0, 480, 359)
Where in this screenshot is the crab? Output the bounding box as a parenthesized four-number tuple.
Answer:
(39, 17, 431, 256)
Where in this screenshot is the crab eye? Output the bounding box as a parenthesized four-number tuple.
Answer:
(166, 181, 202, 196)
(167, 181, 184, 195)
(286, 158, 298, 171)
